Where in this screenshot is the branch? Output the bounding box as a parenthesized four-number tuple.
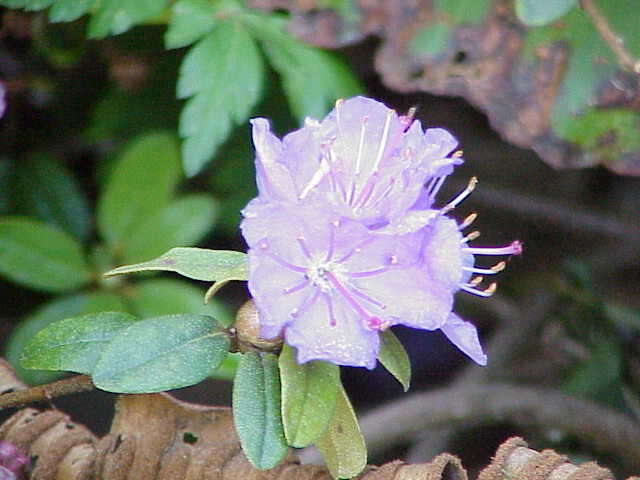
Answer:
(580, 0, 640, 74)
(358, 383, 640, 473)
(0, 374, 94, 410)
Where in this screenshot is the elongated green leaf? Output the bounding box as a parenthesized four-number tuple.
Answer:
(516, 0, 577, 26)
(177, 20, 263, 176)
(4, 292, 126, 385)
(105, 247, 247, 283)
(245, 14, 361, 120)
(128, 278, 233, 327)
(233, 351, 288, 470)
(0, 217, 90, 292)
(0, 0, 52, 9)
(48, 0, 93, 22)
(97, 132, 181, 249)
(93, 314, 229, 393)
(88, 0, 170, 38)
(279, 345, 340, 447)
(122, 194, 217, 263)
(21, 312, 139, 374)
(165, 0, 218, 49)
(14, 153, 91, 241)
(378, 329, 411, 392)
(316, 384, 367, 479)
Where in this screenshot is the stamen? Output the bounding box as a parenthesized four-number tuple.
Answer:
(337, 237, 373, 263)
(297, 236, 312, 259)
(348, 267, 390, 278)
(463, 240, 523, 256)
(259, 239, 307, 273)
(325, 221, 339, 262)
(459, 213, 478, 230)
(290, 289, 320, 319)
(469, 276, 483, 286)
(367, 316, 388, 331)
(283, 278, 310, 295)
(462, 261, 506, 275)
(460, 282, 497, 297)
(452, 150, 464, 158)
(355, 117, 368, 176)
(325, 271, 375, 328)
(441, 177, 477, 214)
(371, 110, 394, 174)
(399, 106, 417, 131)
(323, 293, 338, 327)
(347, 284, 387, 309)
(462, 231, 481, 243)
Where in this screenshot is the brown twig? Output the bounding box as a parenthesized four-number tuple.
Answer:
(358, 383, 640, 473)
(580, 0, 640, 74)
(0, 374, 94, 410)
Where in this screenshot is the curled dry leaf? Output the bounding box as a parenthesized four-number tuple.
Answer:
(248, 0, 640, 175)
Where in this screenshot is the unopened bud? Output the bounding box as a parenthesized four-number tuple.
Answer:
(234, 300, 283, 352)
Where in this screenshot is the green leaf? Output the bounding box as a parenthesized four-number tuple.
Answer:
(233, 351, 288, 470)
(4, 292, 126, 385)
(177, 20, 264, 176)
(105, 247, 248, 283)
(21, 312, 139, 374)
(87, 0, 170, 38)
(1, 0, 52, 10)
(378, 329, 411, 392)
(279, 345, 340, 447)
(97, 132, 181, 249)
(245, 14, 361, 120)
(516, 0, 577, 26)
(13, 153, 91, 242)
(0, 217, 90, 292)
(165, 0, 218, 49)
(48, 0, 93, 22)
(563, 338, 622, 397)
(93, 314, 229, 393)
(122, 194, 218, 263)
(316, 384, 367, 479)
(127, 278, 233, 327)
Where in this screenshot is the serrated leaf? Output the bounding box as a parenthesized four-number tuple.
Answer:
(105, 247, 247, 283)
(279, 345, 340, 448)
(245, 14, 361, 120)
(87, 0, 170, 38)
(122, 193, 218, 263)
(93, 314, 229, 393)
(516, 0, 577, 26)
(233, 351, 288, 470)
(0, 217, 90, 292)
(378, 329, 411, 392)
(21, 312, 139, 374)
(97, 132, 181, 249)
(165, 0, 218, 49)
(4, 292, 126, 385)
(13, 153, 91, 241)
(48, 0, 93, 22)
(128, 278, 233, 327)
(177, 21, 263, 176)
(316, 383, 367, 479)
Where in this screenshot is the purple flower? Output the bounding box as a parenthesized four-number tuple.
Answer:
(251, 97, 461, 228)
(0, 82, 6, 119)
(241, 97, 521, 368)
(0, 441, 29, 480)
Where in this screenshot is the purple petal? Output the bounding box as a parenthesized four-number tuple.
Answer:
(441, 314, 487, 365)
(0, 82, 5, 119)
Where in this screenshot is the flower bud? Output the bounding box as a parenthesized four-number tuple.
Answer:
(234, 300, 283, 352)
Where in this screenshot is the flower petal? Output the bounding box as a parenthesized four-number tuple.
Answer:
(441, 314, 487, 366)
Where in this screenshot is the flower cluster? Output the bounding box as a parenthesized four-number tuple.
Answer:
(241, 97, 521, 369)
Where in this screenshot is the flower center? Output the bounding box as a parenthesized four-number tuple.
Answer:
(305, 257, 346, 293)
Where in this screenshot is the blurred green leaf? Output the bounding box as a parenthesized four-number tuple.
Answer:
(604, 303, 640, 333)
(13, 153, 91, 242)
(177, 20, 264, 176)
(563, 338, 622, 401)
(0, 217, 90, 292)
(246, 13, 362, 120)
(93, 314, 229, 393)
(516, 0, 577, 26)
(48, 0, 93, 22)
(123, 193, 218, 263)
(0, 158, 12, 215)
(106, 247, 247, 283)
(21, 312, 139, 374)
(0, 0, 52, 9)
(233, 351, 288, 470)
(165, 0, 218, 49)
(316, 383, 367, 479)
(97, 132, 181, 250)
(378, 329, 411, 392)
(279, 345, 340, 448)
(4, 292, 126, 385)
(87, 0, 169, 38)
(127, 278, 232, 327)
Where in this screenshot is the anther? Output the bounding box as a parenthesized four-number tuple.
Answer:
(462, 231, 481, 243)
(441, 177, 478, 214)
(452, 150, 464, 158)
(459, 213, 478, 230)
(491, 261, 507, 273)
(469, 276, 483, 286)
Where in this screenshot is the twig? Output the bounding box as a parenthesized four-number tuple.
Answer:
(358, 383, 640, 473)
(0, 374, 94, 410)
(580, 0, 640, 74)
